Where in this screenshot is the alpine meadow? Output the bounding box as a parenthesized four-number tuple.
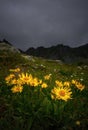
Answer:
(0, 41, 88, 130)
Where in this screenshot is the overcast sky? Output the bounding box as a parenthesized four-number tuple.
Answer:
(0, 0, 88, 50)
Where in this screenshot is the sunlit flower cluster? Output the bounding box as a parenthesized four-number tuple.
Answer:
(55, 80, 70, 87)
(5, 68, 85, 102)
(5, 68, 49, 93)
(51, 79, 85, 101)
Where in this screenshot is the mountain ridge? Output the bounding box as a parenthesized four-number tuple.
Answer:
(0, 39, 20, 53)
(0, 39, 88, 64)
(25, 43, 88, 63)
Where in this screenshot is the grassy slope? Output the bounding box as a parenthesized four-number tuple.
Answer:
(0, 51, 88, 86)
(0, 51, 88, 130)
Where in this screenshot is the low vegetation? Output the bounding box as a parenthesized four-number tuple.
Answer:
(0, 51, 88, 130)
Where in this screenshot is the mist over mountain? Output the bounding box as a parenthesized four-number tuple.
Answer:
(26, 43, 88, 63)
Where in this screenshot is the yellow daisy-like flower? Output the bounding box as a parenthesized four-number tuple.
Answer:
(55, 80, 63, 87)
(10, 79, 17, 85)
(72, 79, 77, 84)
(19, 73, 33, 85)
(30, 77, 39, 87)
(51, 86, 72, 101)
(72, 79, 85, 91)
(9, 68, 20, 73)
(5, 74, 15, 84)
(76, 83, 85, 91)
(44, 74, 51, 80)
(11, 85, 23, 93)
(41, 83, 48, 88)
(63, 81, 70, 87)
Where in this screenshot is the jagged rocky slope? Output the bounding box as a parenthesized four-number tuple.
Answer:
(0, 39, 20, 53)
(25, 44, 88, 63)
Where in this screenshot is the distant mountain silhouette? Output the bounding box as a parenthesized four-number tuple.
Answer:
(0, 39, 25, 53)
(25, 44, 88, 63)
(0, 39, 88, 63)
(0, 39, 20, 53)
(0, 39, 12, 46)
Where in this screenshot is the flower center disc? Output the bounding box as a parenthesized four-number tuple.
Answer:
(24, 77, 29, 80)
(59, 90, 65, 96)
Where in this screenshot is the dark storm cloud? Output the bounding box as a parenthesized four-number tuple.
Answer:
(0, 0, 88, 50)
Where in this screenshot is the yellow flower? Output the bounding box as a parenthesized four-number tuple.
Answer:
(51, 86, 72, 101)
(76, 83, 85, 91)
(72, 80, 85, 91)
(44, 74, 51, 80)
(19, 73, 33, 85)
(63, 81, 70, 87)
(16, 79, 24, 85)
(72, 79, 77, 84)
(5, 74, 15, 80)
(5, 74, 15, 84)
(9, 68, 20, 72)
(11, 85, 23, 93)
(39, 79, 42, 85)
(41, 83, 48, 88)
(10, 79, 17, 85)
(30, 78, 39, 87)
(55, 80, 63, 87)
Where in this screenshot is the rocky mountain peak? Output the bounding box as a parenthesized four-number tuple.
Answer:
(0, 39, 20, 53)
(25, 43, 88, 63)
